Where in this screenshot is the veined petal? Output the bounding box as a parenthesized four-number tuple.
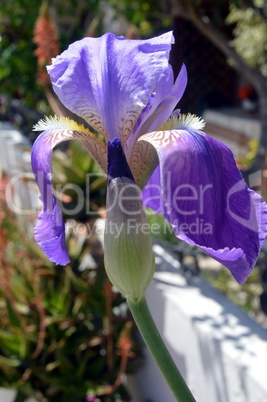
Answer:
(141, 129, 267, 284)
(134, 64, 188, 138)
(130, 140, 158, 189)
(48, 32, 174, 146)
(33, 116, 107, 172)
(31, 122, 107, 265)
(32, 132, 69, 265)
(127, 65, 187, 183)
(126, 64, 187, 159)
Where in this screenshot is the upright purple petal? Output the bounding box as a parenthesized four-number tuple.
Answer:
(48, 32, 174, 145)
(126, 64, 187, 165)
(141, 129, 267, 284)
(132, 64, 188, 140)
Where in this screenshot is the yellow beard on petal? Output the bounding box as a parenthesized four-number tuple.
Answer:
(159, 113, 206, 132)
(33, 115, 107, 172)
(33, 115, 104, 142)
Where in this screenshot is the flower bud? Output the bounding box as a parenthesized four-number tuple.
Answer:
(104, 139, 155, 302)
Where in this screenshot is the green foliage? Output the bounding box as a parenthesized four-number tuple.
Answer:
(0, 141, 136, 401)
(202, 264, 261, 315)
(0, 0, 169, 113)
(227, 1, 267, 74)
(146, 210, 178, 244)
(0, 0, 101, 111)
(109, 0, 171, 36)
(0, 204, 135, 401)
(0, 1, 42, 107)
(52, 141, 107, 221)
(237, 138, 259, 168)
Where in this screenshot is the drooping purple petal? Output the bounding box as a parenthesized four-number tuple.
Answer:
(141, 129, 267, 284)
(34, 202, 69, 265)
(31, 125, 107, 265)
(31, 131, 70, 265)
(48, 32, 174, 146)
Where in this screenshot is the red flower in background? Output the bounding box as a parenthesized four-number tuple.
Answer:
(238, 85, 256, 100)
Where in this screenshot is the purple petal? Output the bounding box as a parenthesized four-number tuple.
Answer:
(107, 138, 134, 183)
(127, 64, 187, 185)
(147, 63, 187, 132)
(142, 129, 267, 284)
(133, 64, 188, 139)
(31, 131, 70, 265)
(31, 120, 108, 265)
(48, 32, 174, 146)
(34, 202, 69, 265)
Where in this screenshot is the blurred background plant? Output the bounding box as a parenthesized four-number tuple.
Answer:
(0, 149, 138, 401)
(2, 0, 267, 398)
(0, 0, 169, 119)
(227, 1, 267, 76)
(1, 2, 148, 398)
(52, 141, 107, 222)
(2, 0, 267, 174)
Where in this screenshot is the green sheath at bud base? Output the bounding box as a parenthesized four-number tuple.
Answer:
(104, 177, 155, 302)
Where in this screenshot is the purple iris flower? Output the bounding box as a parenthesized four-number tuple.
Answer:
(31, 31, 267, 284)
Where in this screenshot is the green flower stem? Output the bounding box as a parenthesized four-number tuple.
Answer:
(127, 295, 196, 402)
